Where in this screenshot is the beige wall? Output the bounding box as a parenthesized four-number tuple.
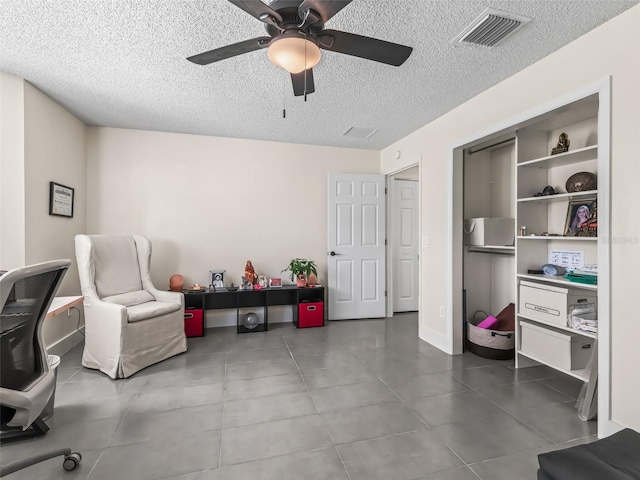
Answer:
(0, 72, 26, 268)
(86, 127, 379, 325)
(381, 6, 640, 430)
(22, 82, 87, 347)
(0, 74, 86, 349)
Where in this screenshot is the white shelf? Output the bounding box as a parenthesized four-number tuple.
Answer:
(517, 274, 598, 291)
(517, 350, 589, 381)
(517, 236, 597, 241)
(517, 190, 598, 204)
(518, 313, 597, 339)
(468, 245, 515, 255)
(517, 145, 598, 169)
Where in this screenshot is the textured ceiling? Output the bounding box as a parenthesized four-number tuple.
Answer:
(1, 0, 637, 150)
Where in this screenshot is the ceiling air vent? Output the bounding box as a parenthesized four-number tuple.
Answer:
(342, 126, 379, 139)
(452, 8, 531, 48)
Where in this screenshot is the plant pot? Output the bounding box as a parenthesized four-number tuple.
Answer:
(296, 274, 307, 287)
(307, 273, 318, 285)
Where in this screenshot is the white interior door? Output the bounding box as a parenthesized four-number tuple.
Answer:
(328, 173, 386, 320)
(392, 179, 419, 312)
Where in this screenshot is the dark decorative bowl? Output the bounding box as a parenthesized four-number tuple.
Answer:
(566, 172, 597, 193)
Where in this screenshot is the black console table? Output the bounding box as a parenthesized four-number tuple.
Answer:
(184, 286, 324, 333)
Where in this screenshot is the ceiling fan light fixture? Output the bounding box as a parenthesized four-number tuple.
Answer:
(267, 36, 321, 74)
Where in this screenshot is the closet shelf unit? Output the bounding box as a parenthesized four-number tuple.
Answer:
(514, 92, 602, 382)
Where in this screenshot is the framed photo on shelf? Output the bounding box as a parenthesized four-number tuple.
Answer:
(564, 198, 597, 236)
(49, 182, 74, 218)
(269, 277, 282, 288)
(209, 270, 226, 289)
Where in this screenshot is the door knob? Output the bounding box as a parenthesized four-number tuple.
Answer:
(330, 251, 338, 256)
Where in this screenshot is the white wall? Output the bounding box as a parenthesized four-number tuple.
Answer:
(380, 6, 640, 431)
(0, 76, 86, 350)
(23, 82, 87, 348)
(0, 72, 26, 269)
(86, 127, 379, 326)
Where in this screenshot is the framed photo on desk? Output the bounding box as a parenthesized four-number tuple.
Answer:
(49, 182, 74, 218)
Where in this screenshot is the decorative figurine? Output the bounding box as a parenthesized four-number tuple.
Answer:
(551, 132, 570, 155)
(257, 275, 268, 288)
(244, 260, 257, 285)
(533, 185, 557, 197)
(169, 274, 184, 292)
(241, 276, 253, 290)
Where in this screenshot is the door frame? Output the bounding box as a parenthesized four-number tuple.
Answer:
(386, 162, 421, 318)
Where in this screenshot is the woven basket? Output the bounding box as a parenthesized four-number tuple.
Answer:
(467, 312, 515, 360)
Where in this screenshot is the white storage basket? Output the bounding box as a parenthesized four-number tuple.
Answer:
(466, 311, 515, 360)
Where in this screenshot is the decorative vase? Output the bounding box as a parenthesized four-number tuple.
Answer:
(169, 274, 184, 292)
(307, 273, 318, 285)
(296, 274, 307, 287)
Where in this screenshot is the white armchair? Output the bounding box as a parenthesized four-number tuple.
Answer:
(75, 234, 187, 379)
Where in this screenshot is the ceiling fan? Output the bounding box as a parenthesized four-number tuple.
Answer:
(187, 0, 413, 98)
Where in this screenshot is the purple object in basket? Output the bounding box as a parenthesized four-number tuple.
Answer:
(477, 316, 499, 329)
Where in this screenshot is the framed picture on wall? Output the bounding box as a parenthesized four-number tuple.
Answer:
(49, 182, 74, 218)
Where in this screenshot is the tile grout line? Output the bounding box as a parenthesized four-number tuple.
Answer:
(470, 386, 559, 445)
(217, 330, 231, 471)
(284, 326, 354, 480)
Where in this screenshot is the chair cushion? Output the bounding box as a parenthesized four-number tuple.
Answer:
(538, 429, 640, 480)
(126, 301, 182, 323)
(91, 235, 143, 298)
(102, 290, 155, 307)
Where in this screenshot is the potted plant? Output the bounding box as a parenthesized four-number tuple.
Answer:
(282, 258, 318, 287)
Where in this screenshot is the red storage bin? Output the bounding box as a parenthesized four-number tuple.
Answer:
(298, 301, 324, 328)
(184, 308, 204, 337)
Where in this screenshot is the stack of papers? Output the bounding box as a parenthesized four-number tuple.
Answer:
(568, 304, 597, 333)
(565, 265, 598, 285)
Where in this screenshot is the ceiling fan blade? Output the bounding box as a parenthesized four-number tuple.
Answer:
(187, 37, 271, 65)
(317, 29, 413, 66)
(228, 0, 283, 24)
(298, 0, 353, 24)
(291, 69, 315, 97)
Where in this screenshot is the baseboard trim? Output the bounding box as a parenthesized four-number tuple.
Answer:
(47, 328, 84, 356)
(598, 419, 624, 439)
(420, 326, 451, 354)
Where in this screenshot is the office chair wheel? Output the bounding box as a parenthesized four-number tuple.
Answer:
(63, 453, 82, 471)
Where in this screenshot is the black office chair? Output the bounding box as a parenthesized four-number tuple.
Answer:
(0, 260, 81, 477)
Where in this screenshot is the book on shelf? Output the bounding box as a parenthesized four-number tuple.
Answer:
(572, 264, 598, 276)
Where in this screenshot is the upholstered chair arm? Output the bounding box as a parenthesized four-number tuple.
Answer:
(83, 296, 128, 329)
(147, 288, 185, 308)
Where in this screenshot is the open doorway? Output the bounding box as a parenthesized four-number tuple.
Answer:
(387, 165, 420, 317)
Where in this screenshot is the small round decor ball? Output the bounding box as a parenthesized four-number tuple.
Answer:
(169, 274, 184, 292)
(566, 172, 597, 193)
(243, 312, 259, 330)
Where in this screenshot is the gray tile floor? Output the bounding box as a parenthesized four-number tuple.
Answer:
(1, 313, 596, 479)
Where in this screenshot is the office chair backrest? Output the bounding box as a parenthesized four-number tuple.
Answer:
(0, 260, 71, 393)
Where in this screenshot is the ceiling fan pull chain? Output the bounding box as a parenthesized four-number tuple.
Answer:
(282, 71, 286, 118)
(303, 32, 308, 102)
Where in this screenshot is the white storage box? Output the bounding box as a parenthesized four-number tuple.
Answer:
(519, 280, 597, 328)
(520, 321, 594, 371)
(464, 218, 514, 246)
